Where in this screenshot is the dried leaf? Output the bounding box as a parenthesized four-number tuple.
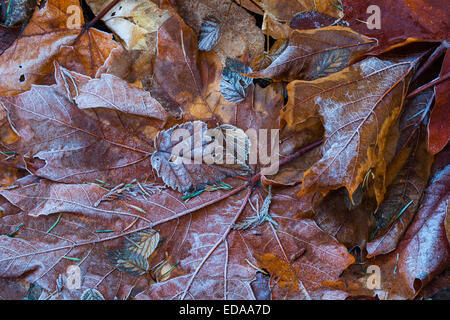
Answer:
(367, 91, 435, 257)
(154, 15, 203, 111)
(56, 65, 168, 120)
(367, 150, 450, 299)
(4, 0, 36, 27)
(106, 249, 150, 276)
(175, 0, 264, 63)
(151, 121, 251, 192)
(247, 27, 377, 81)
(85, 0, 172, 51)
(0, 181, 354, 300)
(343, 0, 449, 54)
(284, 56, 420, 201)
(428, 49, 450, 155)
(220, 58, 253, 103)
(0, 70, 165, 184)
(81, 288, 105, 300)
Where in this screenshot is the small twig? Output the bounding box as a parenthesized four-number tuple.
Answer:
(412, 42, 448, 82)
(406, 72, 450, 99)
(73, 0, 122, 44)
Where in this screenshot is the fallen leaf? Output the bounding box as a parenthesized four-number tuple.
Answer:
(174, 0, 264, 63)
(198, 16, 221, 51)
(247, 27, 377, 82)
(343, 0, 449, 54)
(85, 0, 172, 51)
(0, 180, 354, 300)
(0, 69, 166, 184)
(0, 0, 119, 96)
(368, 149, 450, 299)
(428, 49, 450, 154)
(367, 91, 435, 257)
(151, 121, 251, 192)
(284, 55, 420, 202)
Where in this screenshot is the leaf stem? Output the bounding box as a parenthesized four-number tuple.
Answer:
(406, 72, 450, 99)
(412, 42, 448, 82)
(73, 0, 122, 44)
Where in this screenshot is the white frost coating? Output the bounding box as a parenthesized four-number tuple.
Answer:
(307, 56, 412, 190)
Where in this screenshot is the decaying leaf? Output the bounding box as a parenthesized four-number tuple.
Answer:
(0, 0, 119, 96)
(428, 49, 450, 155)
(0, 0, 447, 302)
(284, 55, 421, 202)
(343, 0, 449, 53)
(174, 0, 264, 62)
(151, 121, 251, 192)
(247, 27, 377, 81)
(0, 69, 167, 184)
(367, 91, 435, 257)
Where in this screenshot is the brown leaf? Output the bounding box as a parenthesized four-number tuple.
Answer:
(284, 56, 420, 202)
(154, 15, 203, 112)
(151, 121, 251, 192)
(428, 49, 450, 155)
(247, 27, 377, 82)
(313, 188, 376, 251)
(198, 16, 221, 51)
(0, 180, 354, 300)
(0, 69, 166, 184)
(4, 0, 36, 27)
(56, 65, 168, 120)
(367, 149, 450, 299)
(84, 0, 172, 51)
(343, 0, 449, 54)
(0, 0, 119, 96)
(175, 0, 264, 63)
(290, 10, 343, 30)
(257, 0, 343, 39)
(0, 25, 21, 55)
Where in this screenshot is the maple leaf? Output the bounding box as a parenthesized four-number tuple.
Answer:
(0, 67, 168, 184)
(428, 49, 450, 155)
(175, 0, 264, 63)
(0, 0, 119, 96)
